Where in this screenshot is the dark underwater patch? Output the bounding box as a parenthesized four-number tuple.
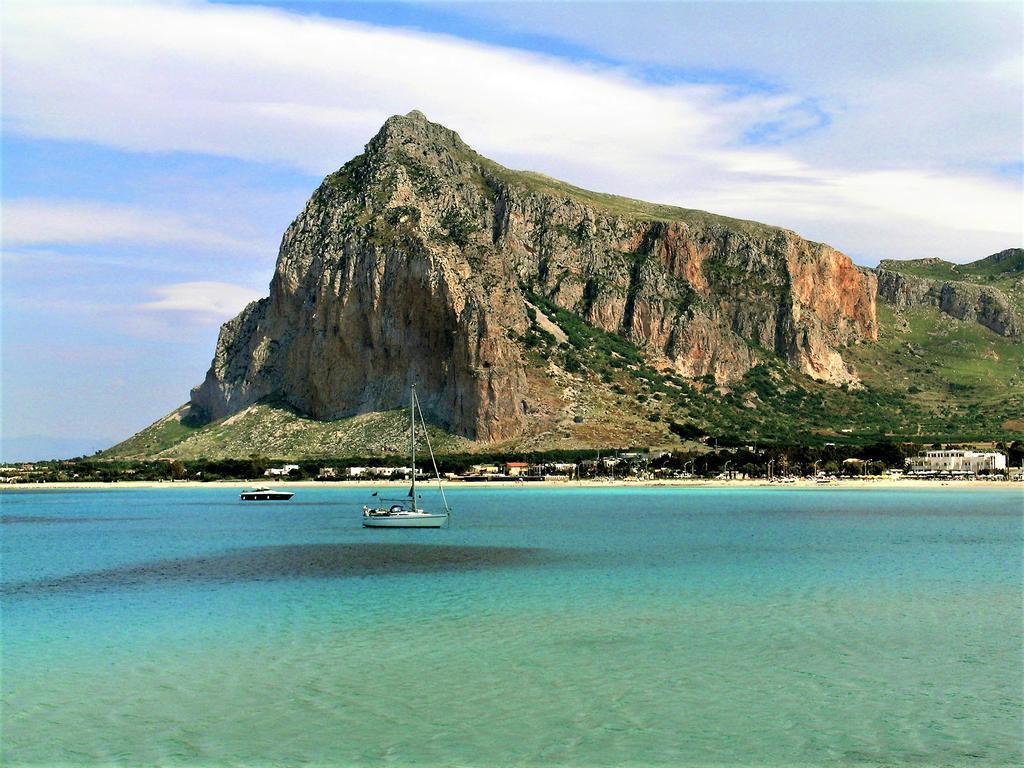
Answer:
(2, 543, 551, 598)
(1, 515, 151, 524)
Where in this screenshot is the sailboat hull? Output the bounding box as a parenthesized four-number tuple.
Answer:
(362, 386, 451, 528)
(362, 513, 448, 528)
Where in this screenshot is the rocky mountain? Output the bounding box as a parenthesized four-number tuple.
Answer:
(189, 110, 876, 443)
(105, 114, 1022, 460)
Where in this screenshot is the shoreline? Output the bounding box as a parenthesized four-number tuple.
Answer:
(1, 478, 1019, 492)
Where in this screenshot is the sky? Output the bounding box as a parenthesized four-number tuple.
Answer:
(2, 0, 1022, 461)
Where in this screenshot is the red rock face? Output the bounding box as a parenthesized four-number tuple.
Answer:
(655, 225, 710, 292)
(788, 243, 878, 340)
(191, 111, 879, 440)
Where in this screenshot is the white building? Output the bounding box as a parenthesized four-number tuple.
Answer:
(265, 464, 299, 476)
(469, 464, 501, 476)
(546, 463, 577, 475)
(365, 466, 412, 478)
(909, 450, 1006, 474)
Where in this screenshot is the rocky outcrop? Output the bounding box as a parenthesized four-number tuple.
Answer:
(191, 111, 878, 440)
(982, 248, 1023, 269)
(876, 268, 1020, 338)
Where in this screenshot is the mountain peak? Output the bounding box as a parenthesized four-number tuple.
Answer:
(371, 109, 468, 156)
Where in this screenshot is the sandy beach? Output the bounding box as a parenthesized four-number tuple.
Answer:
(2, 478, 1019, 491)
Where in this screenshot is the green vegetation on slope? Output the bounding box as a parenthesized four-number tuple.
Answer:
(104, 403, 470, 461)
(880, 250, 1024, 316)
(846, 304, 1024, 437)
(104, 405, 205, 457)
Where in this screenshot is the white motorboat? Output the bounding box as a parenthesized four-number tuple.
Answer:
(240, 487, 294, 501)
(363, 385, 450, 529)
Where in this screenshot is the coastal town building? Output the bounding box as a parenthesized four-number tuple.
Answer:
(340, 466, 412, 479)
(265, 464, 299, 476)
(908, 450, 1007, 475)
(545, 463, 577, 475)
(376, 466, 412, 478)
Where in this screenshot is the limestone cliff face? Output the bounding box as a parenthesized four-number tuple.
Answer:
(191, 111, 878, 440)
(876, 266, 1020, 338)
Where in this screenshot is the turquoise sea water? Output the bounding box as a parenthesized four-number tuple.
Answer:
(2, 486, 1021, 766)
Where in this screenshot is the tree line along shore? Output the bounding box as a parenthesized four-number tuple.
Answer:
(3, 440, 1022, 485)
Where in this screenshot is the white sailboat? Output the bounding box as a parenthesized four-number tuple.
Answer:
(362, 385, 451, 528)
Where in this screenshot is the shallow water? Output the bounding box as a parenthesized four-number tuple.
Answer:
(2, 486, 1021, 766)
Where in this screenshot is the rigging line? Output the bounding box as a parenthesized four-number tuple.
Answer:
(414, 389, 451, 515)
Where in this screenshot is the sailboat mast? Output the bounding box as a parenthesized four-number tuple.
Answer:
(414, 391, 451, 517)
(410, 384, 417, 513)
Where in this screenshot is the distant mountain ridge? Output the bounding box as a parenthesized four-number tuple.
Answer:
(876, 249, 1022, 338)
(103, 113, 1022, 459)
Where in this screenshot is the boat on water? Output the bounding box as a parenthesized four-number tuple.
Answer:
(240, 487, 294, 501)
(363, 385, 450, 529)
(362, 503, 449, 528)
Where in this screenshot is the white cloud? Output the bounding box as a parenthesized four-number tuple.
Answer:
(989, 55, 1024, 83)
(3, 199, 262, 253)
(139, 281, 263, 319)
(2, 0, 1021, 262)
(3, 281, 260, 326)
(449, 3, 1024, 172)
